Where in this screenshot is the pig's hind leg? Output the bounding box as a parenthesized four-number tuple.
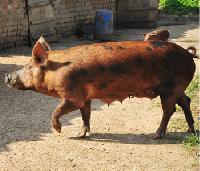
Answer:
(52, 100, 78, 133)
(177, 93, 195, 133)
(78, 100, 91, 138)
(154, 94, 177, 139)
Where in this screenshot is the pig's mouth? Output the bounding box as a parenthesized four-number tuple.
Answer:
(5, 74, 27, 90)
(5, 74, 17, 87)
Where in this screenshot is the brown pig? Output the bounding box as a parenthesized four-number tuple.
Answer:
(143, 29, 170, 41)
(143, 31, 198, 59)
(5, 38, 197, 139)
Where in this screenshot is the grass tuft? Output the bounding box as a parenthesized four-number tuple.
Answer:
(159, 0, 199, 15)
(183, 133, 199, 148)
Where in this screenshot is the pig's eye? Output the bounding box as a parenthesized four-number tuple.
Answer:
(25, 66, 31, 69)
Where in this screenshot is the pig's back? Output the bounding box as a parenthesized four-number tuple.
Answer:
(48, 41, 195, 82)
(48, 41, 195, 102)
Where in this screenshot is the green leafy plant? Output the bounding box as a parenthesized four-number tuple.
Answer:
(159, 0, 199, 15)
(183, 134, 199, 148)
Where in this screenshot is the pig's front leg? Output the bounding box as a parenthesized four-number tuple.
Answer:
(78, 100, 91, 138)
(52, 100, 78, 133)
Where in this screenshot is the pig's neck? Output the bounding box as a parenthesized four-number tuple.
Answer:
(34, 83, 60, 98)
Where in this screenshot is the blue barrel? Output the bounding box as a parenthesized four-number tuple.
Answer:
(94, 10, 113, 41)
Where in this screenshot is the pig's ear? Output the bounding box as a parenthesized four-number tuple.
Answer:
(32, 42, 48, 66)
(142, 33, 146, 37)
(38, 35, 51, 51)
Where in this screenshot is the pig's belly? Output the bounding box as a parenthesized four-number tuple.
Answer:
(85, 82, 160, 103)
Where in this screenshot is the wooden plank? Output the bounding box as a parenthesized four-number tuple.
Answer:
(28, 0, 56, 42)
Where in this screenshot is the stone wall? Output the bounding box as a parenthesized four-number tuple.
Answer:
(0, 0, 116, 50)
(0, 0, 29, 50)
(53, 0, 116, 36)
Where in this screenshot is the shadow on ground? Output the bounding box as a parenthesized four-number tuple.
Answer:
(70, 132, 188, 145)
(0, 63, 52, 152)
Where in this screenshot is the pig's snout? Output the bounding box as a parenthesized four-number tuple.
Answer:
(5, 73, 18, 87)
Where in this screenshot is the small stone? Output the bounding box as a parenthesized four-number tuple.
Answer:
(68, 158, 73, 162)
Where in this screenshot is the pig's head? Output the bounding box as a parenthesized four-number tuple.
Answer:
(143, 29, 170, 41)
(5, 41, 48, 91)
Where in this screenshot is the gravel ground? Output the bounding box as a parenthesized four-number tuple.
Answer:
(0, 22, 199, 171)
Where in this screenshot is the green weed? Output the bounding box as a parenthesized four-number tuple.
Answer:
(183, 134, 199, 148)
(159, 0, 199, 15)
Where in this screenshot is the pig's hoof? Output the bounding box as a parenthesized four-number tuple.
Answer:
(54, 126, 61, 133)
(153, 134, 162, 140)
(52, 122, 61, 133)
(153, 129, 165, 140)
(77, 132, 86, 138)
(77, 126, 90, 138)
(187, 127, 195, 133)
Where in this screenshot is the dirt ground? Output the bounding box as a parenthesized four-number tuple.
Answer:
(0, 22, 199, 171)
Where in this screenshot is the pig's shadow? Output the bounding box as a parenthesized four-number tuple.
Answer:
(70, 132, 189, 145)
